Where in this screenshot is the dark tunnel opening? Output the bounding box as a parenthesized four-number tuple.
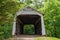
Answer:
(15, 14, 42, 35)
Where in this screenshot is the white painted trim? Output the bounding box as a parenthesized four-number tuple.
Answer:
(16, 10, 43, 16)
(12, 7, 45, 35)
(12, 22, 16, 35)
(12, 16, 16, 35)
(41, 16, 46, 35)
(12, 14, 46, 35)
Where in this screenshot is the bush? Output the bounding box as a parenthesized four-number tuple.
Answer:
(0, 22, 12, 40)
(38, 0, 60, 38)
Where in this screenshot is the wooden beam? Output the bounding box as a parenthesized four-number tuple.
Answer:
(35, 18, 41, 25)
(17, 18, 23, 24)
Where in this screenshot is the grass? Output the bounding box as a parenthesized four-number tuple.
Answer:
(35, 37, 60, 40)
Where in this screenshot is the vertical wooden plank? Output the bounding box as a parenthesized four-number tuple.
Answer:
(41, 16, 46, 35)
(34, 18, 42, 35)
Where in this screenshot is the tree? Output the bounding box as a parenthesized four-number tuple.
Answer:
(0, 0, 20, 24)
(38, 0, 60, 38)
(0, 0, 20, 40)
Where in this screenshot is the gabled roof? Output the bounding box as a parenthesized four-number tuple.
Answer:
(24, 6, 44, 15)
(17, 6, 44, 16)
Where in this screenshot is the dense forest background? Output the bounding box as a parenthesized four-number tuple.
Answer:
(0, 0, 60, 40)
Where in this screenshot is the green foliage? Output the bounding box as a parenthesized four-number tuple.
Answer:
(0, 0, 25, 40)
(0, 22, 12, 40)
(0, 0, 20, 24)
(24, 25, 34, 35)
(26, 0, 32, 4)
(0, 0, 60, 39)
(38, 0, 60, 38)
(35, 37, 60, 40)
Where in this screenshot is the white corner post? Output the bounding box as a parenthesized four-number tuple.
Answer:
(41, 15, 46, 35)
(12, 16, 16, 35)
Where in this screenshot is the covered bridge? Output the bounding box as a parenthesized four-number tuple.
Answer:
(12, 6, 46, 36)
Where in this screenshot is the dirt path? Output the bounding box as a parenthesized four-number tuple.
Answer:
(6, 35, 40, 40)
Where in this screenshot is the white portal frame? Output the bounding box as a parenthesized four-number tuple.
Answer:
(12, 6, 46, 36)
